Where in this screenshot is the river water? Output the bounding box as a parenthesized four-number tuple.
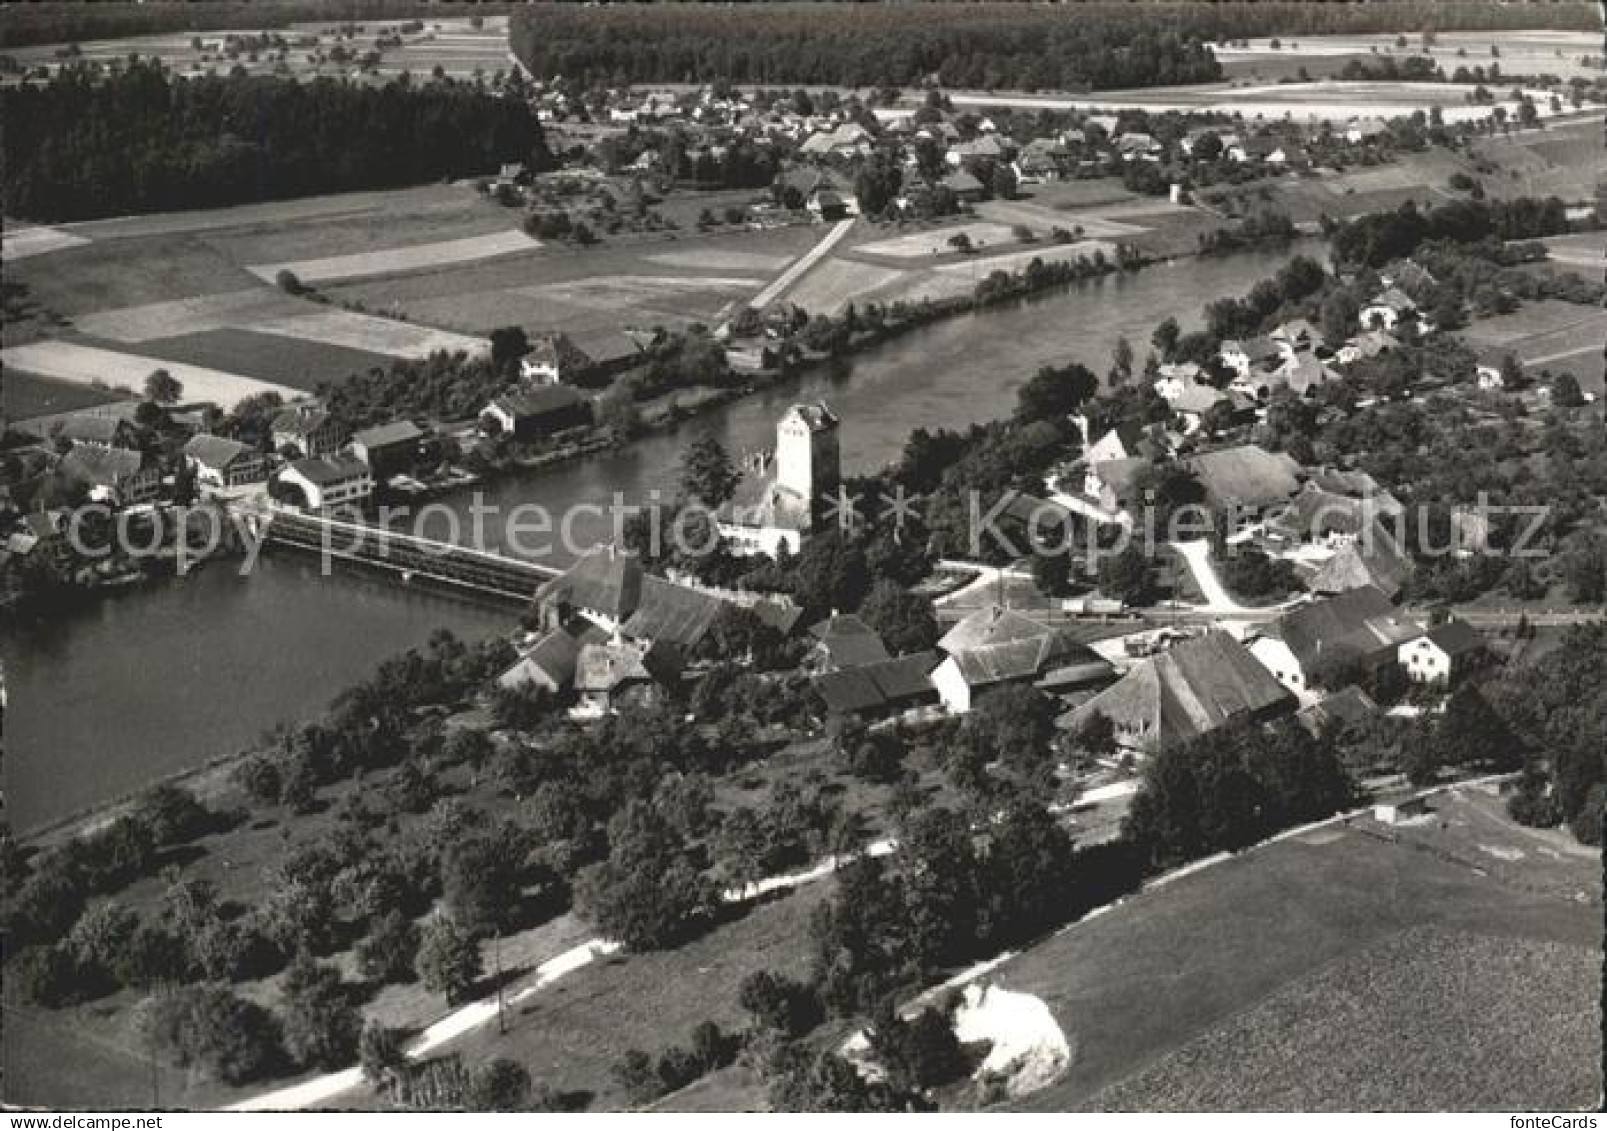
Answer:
(1, 242, 1317, 830)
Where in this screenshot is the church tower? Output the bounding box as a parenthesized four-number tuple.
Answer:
(774, 402, 841, 522)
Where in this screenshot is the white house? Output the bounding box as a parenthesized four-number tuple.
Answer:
(277, 455, 373, 511)
(1398, 620, 1483, 685)
(183, 433, 270, 490)
(1359, 287, 1419, 332)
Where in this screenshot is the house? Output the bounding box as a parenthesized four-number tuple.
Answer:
(1170, 382, 1233, 433)
(533, 544, 733, 653)
(813, 651, 941, 720)
(1309, 522, 1413, 600)
(575, 637, 679, 712)
(1334, 329, 1399, 366)
(931, 606, 1114, 714)
(183, 435, 267, 491)
(57, 414, 136, 450)
(58, 446, 162, 507)
(1269, 479, 1403, 547)
(1278, 351, 1344, 397)
(1083, 421, 1167, 465)
(1058, 630, 1294, 752)
(1186, 444, 1303, 530)
(718, 403, 840, 557)
(947, 135, 1005, 168)
(271, 406, 345, 459)
(1398, 620, 1483, 685)
(1153, 362, 1206, 402)
(1012, 146, 1062, 184)
(480, 386, 592, 440)
(1295, 685, 1379, 738)
(568, 328, 647, 377)
(276, 455, 373, 511)
(1345, 117, 1389, 143)
(1359, 287, 1419, 332)
(809, 613, 892, 670)
(351, 421, 428, 480)
(807, 188, 849, 220)
(1247, 586, 1422, 696)
(1219, 336, 1282, 380)
(942, 170, 986, 203)
(520, 333, 594, 384)
(1115, 132, 1160, 160)
(1373, 793, 1430, 825)
(497, 625, 589, 695)
(1083, 457, 1149, 515)
(1270, 318, 1321, 358)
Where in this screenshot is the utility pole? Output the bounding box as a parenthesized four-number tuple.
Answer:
(494, 929, 507, 1035)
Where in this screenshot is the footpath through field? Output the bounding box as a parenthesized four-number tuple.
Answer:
(747, 217, 857, 310)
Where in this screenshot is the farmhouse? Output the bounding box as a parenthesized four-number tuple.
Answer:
(1186, 444, 1303, 530)
(812, 651, 941, 720)
(57, 414, 136, 450)
(277, 455, 373, 511)
(59, 446, 162, 507)
(271, 406, 345, 459)
(1083, 457, 1149, 516)
(931, 606, 1114, 714)
(1398, 620, 1483, 686)
(1247, 585, 1422, 696)
(351, 421, 429, 480)
(182, 433, 270, 489)
(520, 333, 594, 384)
(1269, 479, 1403, 547)
(942, 170, 986, 203)
(1059, 630, 1293, 752)
(535, 544, 736, 653)
(497, 626, 588, 695)
(1309, 522, 1413, 600)
(1219, 336, 1282, 380)
(1360, 287, 1420, 332)
(480, 386, 592, 440)
(809, 613, 892, 671)
(574, 637, 679, 712)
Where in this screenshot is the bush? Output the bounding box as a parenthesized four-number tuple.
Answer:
(140, 985, 285, 1085)
(470, 1058, 533, 1111)
(275, 268, 305, 295)
(612, 1048, 663, 1105)
(738, 970, 822, 1039)
(356, 909, 422, 984)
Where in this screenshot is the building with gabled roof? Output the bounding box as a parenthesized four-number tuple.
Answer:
(277, 454, 372, 511)
(813, 651, 941, 719)
(809, 613, 892, 670)
(480, 386, 591, 440)
(933, 606, 1114, 714)
(1399, 620, 1483, 685)
(1186, 444, 1302, 527)
(59, 446, 162, 507)
(1248, 586, 1423, 697)
(497, 624, 591, 695)
(1059, 630, 1293, 752)
(183, 433, 270, 489)
(1309, 522, 1412, 600)
(520, 332, 594, 385)
(271, 405, 345, 459)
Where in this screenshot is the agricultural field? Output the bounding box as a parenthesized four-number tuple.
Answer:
(1215, 31, 1605, 84)
(1458, 301, 1607, 396)
(0, 182, 832, 417)
(2, 15, 516, 86)
(979, 788, 1601, 1112)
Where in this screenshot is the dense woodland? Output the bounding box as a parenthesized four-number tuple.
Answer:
(0, 62, 552, 220)
(510, 2, 1597, 89)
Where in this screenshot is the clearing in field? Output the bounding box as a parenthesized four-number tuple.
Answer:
(0, 225, 91, 262)
(0, 341, 301, 409)
(246, 230, 542, 285)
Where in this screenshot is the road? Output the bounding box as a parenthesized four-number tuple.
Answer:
(748, 217, 857, 310)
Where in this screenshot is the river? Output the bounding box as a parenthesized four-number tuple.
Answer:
(1, 241, 1318, 831)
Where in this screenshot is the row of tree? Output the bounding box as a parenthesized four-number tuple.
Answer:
(2, 61, 552, 220)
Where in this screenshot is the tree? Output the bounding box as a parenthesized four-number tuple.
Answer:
(275, 268, 305, 295)
(442, 835, 524, 935)
(1032, 546, 1072, 597)
(1150, 316, 1181, 360)
(679, 434, 739, 507)
(359, 1021, 409, 1086)
(280, 955, 362, 1070)
(1550, 370, 1584, 408)
(857, 580, 938, 653)
(1097, 545, 1150, 604)
(575, 801, 719, 951)
(1109, 336, 1134, 386)
(1014, 362, 1097, 424)
(738, 970, 823, 1038)
(865, 1002, 965, 1091)
(145, 368, 183, 405)
(489, 326, 530, 373)
(416, 913, 482, 1004)
(139, 985, 285, 1085)
(991, 163, 1017, 201)
(471, 1058, 533, 1111)
(1319, 289, 1360, 344)
(355, 909, 421, 984)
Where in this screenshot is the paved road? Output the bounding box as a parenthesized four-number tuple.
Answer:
(749, 217, 857, 310)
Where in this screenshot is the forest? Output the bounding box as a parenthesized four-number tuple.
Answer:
(0, 62, 551, 220)
(510, 2, 1598, 89)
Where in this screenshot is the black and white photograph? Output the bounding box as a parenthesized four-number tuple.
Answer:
(0, 0, 1603, 1117)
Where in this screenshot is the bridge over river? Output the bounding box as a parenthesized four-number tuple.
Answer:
(235, 502, 559, 603)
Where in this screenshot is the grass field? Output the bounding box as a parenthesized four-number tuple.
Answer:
(2, 374, 128, 421)
(1, 341, 301, 409)
(1457, 302, 1607, 395)
(854, 223, 1026, 259)
(247, 230, 542, 285)
(987, 789, 1599, 1112)
(136, 328, 398, 392)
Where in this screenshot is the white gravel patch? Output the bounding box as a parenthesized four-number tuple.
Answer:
(953, 983, 1072, 1097)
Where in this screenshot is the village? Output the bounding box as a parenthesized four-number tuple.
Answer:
(0, 0, 1603, 1118)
